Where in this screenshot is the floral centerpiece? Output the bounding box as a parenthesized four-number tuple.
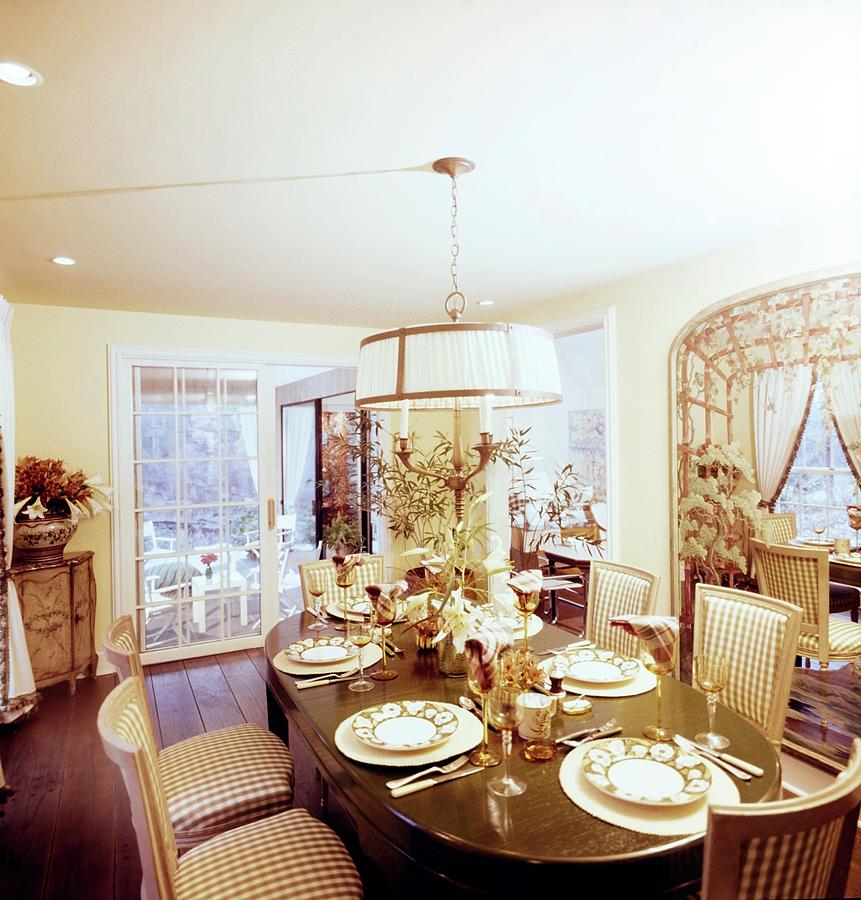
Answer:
(13, 456, 112, 563)
(400, 494, 516, 674)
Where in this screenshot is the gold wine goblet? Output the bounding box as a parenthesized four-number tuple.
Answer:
(370, 614, 398, 683)
(510, 587, 540, 651)
(306, 573, 328, 632)
(332, 556, 357, 633)
(487, 687, 527, 797)
(345, 617, 375, 693)
(640, 646, 675, 741)
(467, 668, 501, 768)
(694, 654, 730, 750)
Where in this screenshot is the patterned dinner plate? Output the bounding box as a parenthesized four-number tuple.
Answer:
(580, 737, 712, 807)
(560, 648, 640, 684)
(284, 636, 358, 664)
(351, 700, 459, 751)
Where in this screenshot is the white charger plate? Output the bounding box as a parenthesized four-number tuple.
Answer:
(273, 642, 382, 676)
(351, 700, 458, 751)
(580, 737, 711, 807)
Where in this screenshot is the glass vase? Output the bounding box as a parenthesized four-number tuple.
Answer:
(439, 632, 467, 678)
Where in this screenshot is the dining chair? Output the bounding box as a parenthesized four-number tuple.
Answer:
(103, 616, 295, 849)
(759, 511, 798, 546)
(584, 560, 660, 657)
(694, 583, 801, 745)
(98, 676, 363, 900)
(298, 553, 385, 611)
(751, 540, 861, 669)
(757, 513, 860, 622)
(701, 738, 861, 900)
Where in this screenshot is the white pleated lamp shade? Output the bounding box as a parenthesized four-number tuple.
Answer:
(355, 321, 562, 409)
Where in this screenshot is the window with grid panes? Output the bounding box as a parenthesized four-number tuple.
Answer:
(775, 381, 858, 541)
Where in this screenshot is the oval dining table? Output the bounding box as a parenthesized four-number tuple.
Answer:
(264, 613, 781, 899)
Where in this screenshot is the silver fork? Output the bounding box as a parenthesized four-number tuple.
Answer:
(298, 666, 358, 685)
(385, 755, 470, 791)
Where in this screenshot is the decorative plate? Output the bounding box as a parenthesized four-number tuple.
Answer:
(580, 737, 712, 807)
(351, 700, 459, 751)
(799, 538, 834, 548)
(560, 648, 640, 684)
(284, 636, 358, 664)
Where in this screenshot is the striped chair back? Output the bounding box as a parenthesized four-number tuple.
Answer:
(103, 615, 144, 682)
(694, 584, 801, 744)
(585, 561, 660, 658)
(750, 539, 831, 662)
(298, 554, 385, 610)
(759, 512, 798, 546)
(98, 677, 178, 900)
(702, 739, 861, 900)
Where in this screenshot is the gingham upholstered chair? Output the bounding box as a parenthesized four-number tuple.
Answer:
(104, 616, 295, 849)
(759, 511, 798, 546)
(99, 677, 363, 900)
(694, 584, 801, 746)
(751, 540, 861, 669)
(298, 554, 385, 611)
(758, 513, 860, 622)
(701, 738, 861, 900)
(584, 561, 660, 658)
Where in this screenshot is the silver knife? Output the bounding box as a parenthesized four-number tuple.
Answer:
(390, 765, 484, 798)
(687, 739, 764, 777)
(555, 722, 607, 744)
(560, 725, 622, 748)
(673, 735, 751, 781)
(295, 672, 361, 690)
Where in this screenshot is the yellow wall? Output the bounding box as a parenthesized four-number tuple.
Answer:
(11, 302, 369, 646)
(513, 214, 861, 612)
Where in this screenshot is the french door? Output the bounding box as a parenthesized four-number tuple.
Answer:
(112, 353, 279, 661)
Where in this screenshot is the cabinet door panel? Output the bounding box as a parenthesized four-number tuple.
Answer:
(17, 569, 73, 682)
(72, 559, 96, 671)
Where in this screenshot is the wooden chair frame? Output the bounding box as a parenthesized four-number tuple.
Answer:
(584, 560, 660, 652)
(298, 554, 384, 611)
(694, 583, 801, 745)
(98, 676, 179, 900)
(750, 538, 838, 667)
(701, 739, 861, 900)
(103, 614, 144, 681)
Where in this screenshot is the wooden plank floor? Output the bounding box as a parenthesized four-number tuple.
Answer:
(2, 644, 861, 899)
(0, 648, 268, 900)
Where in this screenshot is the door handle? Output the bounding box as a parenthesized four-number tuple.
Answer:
(267, 498, 276, 530)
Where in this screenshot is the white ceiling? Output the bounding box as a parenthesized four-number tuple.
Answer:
(2, 0, 860, 327)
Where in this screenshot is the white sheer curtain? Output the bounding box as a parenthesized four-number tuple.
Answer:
(238, 413, 259, 494)
(753, 364, 814, 506)
(283, 404, 315, 512)
(0, 296, 36, 724)
(828, 360, 861, 479)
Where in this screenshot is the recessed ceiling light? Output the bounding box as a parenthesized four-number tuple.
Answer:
(477, 299, 495, 307)
(0, 61, 43, 87)
(50, 256, 77, 266)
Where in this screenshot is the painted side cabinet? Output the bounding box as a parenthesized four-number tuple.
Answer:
(11, 551, 97, 694)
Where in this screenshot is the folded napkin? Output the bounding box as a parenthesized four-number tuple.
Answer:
(609, 615, 678, 666)
(365, 585, 397, 626)
(464, 621, 513, 693)
(507, 569, 542, 615)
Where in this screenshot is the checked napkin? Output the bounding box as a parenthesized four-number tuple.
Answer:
(464, 621, 513, 692)
(365, 585, 397, 626)
(610, 615, 678, 667)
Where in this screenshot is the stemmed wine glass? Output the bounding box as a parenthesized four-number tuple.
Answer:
(694, 654, 730, 750)
(306, 573, 328, 631)
(510, 587, 540, 651)
(487, 687, 527, 797)
(848, 505, 861, 553)
(333, 557, 357, 632)
(370, 611, 398, 682)
(640, 645, 675, 741)
(345, 617, 375, 693)
(467, 669, 501, 768)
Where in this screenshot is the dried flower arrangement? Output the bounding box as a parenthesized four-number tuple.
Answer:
(14, 456, 112, 522)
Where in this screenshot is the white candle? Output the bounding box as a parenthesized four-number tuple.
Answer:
(479, 394, 493, 435)
(399, 400, 409, 438)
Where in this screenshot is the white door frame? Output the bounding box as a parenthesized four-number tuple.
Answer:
(540, 305, 619, 559)
(108, 345, 357, 663)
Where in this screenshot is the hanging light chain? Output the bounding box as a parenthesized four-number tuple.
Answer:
(449, 175, 460, 294)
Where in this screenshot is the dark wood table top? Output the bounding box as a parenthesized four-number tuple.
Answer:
(265, 614, 781, 896)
